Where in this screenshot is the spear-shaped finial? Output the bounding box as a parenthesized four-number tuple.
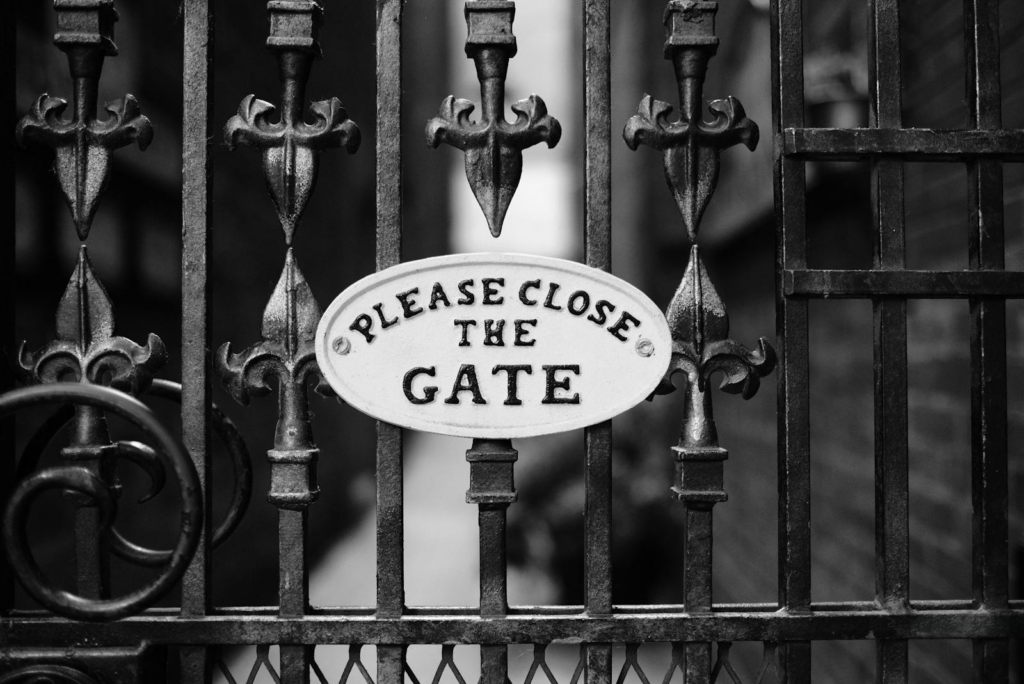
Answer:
(16, 0, 152, 240)
(623, 0, 757, 242)
(224, 0, 360, 245)
(426, 1, 561, 238)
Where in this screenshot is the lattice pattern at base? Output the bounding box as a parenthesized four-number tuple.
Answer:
(218, 645, 282, 684)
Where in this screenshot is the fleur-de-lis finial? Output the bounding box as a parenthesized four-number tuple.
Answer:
(224, 0, 360, 245)
(426, 1, 561, 238)
(17, 246, 166, 395)
(626, 3, 773, 523)
(15, 0, 153, 240)
(623, 1, 758, 241)
(655, 246, 775, 450)
(217, 249, 331, 508)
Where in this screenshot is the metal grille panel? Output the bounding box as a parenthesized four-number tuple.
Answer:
(2, 1, 1022, 683)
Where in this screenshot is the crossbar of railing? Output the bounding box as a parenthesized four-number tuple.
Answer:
(4, 609, 1024, 647)
(782, 128, 1024, 160)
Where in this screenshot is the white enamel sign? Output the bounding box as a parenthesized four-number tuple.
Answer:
(315, 253, 672, 438)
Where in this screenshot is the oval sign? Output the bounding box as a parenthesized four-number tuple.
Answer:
(315, 253, 671, 438)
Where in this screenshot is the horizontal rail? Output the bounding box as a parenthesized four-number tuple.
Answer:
(782, 127, 1024, 160)
(784, 269, 1024, 298)
(13, 599, 1011, 619)
(3, 609, 1023, 647)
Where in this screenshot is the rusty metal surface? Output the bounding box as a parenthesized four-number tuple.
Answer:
(4, 0, 1023, 681)
(3, 606, 1024, 646)
(964, 0, 1009, 680)
(375, 6, 406, 684)
(626, 4, 774, 682)
(769, 0, 812, 679)
(216, 2, 360, 681)
(180, 0, 214, 678)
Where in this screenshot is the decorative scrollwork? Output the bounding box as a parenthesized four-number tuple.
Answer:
(224, 0, 360, 244)
(426, 1, 561, 237)
(14, 379, 253, 567)
(1, 384, 202, 621)
(0, 664, 100, 684)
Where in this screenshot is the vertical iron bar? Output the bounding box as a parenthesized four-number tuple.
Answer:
(478, 491, 510, 684)
(467, 439, 517, 684)
(683, 510, 713, 683)
(0, 0, 15, 618)
(376, 1, 405, 681)
(479, 499, 509, 684)
(965, 0, 1009, 681)
(67, 408, 114, 599)
(584, 0, 612, 681)
(770, 0, 811, 681)
(181, 0, 215, 680)
(280, 509, 312, 684)
(376, 0, 403, 274)
(72, 504, 109, 599)
(584, 0, 611, 272)
(867, 1, 909, 681)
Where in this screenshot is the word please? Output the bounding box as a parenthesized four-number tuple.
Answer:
(348, 278, 641, 344)
(404, 364, 581, 405)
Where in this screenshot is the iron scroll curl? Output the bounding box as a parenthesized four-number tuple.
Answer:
(14, 379, 253, 567)
(1, 384, 202, 622)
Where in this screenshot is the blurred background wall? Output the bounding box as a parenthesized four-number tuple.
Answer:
(11, 0, 1024, 681)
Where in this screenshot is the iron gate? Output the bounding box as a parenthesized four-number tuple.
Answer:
(2, 0, 1023, 683)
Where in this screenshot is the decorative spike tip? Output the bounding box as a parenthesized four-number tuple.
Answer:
(666, 245, 728, 351)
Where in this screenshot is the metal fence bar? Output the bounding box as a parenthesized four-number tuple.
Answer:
(868, 0, 910, 681)
(376, 0, 406, 681)
(280, 509, 313, 683)
(1, 0, 16, 620)
(965, 0, 1009, 681)
(181, 0, 215, 679)
(583, 0, 613, 677)
(467, 439, 518, 684)
(771, 0, 811, 681)
(783, 270, 1024, 298)
(782, 128, 1024, 160)
(584, 0, 612, 681)
(8, 609, 1024, 645)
